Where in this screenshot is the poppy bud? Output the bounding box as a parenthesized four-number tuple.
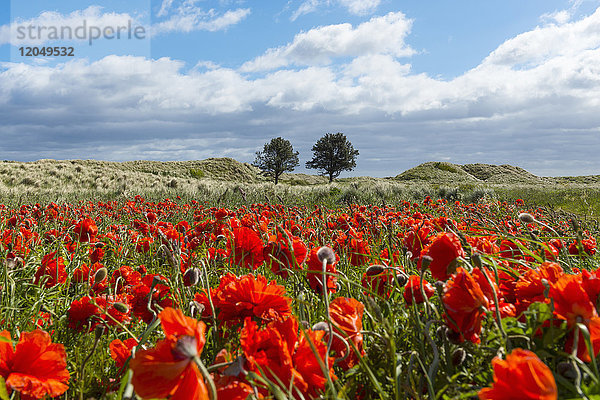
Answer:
(365, 296, 383, 322)
(557, 362, 577, 380)
(446, 329, 462, 345)
(300, 320, 310, 329)
(317, 246, 336, 264)
(93, 268, 108, 284)
(183, 268, 200, 287)
(95, 242, 105, 248)
(189, 301, 205, 317)
(471, 253, 482, 268)
(518, 213, 535, 224)
(311, 321, 330, 332)
(395, 271, 409, 287)
(113, 302, 130, 314)
(365, 264, 385, 275)
(434, 280, 445, 294)
(94, 325, 105, 340)
(420, 255, 433, 269)
(451, 348, 466, 366)
(152, 276, 168, 287)
(436, 326, 448, 341)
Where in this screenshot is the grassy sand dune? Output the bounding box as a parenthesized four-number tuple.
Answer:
(0, 158, 599, 216)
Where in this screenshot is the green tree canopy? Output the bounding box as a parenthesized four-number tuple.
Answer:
(253, 137, 299, 184)
(306, 132, 359, 183)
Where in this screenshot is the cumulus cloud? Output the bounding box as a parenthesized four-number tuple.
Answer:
(241, 12, 414, 72)
(2, 7, 600, 176)
(483, 7, 600, 68)
(291, 0, 381, 20)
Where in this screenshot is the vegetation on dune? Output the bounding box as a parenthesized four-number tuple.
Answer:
(0, 158, 600, 217)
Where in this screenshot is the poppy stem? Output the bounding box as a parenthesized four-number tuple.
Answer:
(322, 259, 333, 367)
(570, 324, 589, 400)
(193, 355, 217, 400)
(485, 259, 508, 346)
(79, 328, 102, 400)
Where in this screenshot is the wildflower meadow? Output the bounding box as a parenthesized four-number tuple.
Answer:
(1, 194, 599, 399)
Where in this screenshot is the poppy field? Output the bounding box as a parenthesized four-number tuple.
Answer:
(1, 195, 599, 399)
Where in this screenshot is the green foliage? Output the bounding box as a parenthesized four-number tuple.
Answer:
(306, 132, 359, 183)
(189, 168, 205, 179)
(435, 162, 458, 173)
(253, 137, 300, 184)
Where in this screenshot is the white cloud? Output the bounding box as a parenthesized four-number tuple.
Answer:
(291, 0, 322, 21)
(338, 0, 381, 15)
(152, 2, 250, 34)
(540, 10, 572, 24)
(481, 7, 600, 68)
(291, 0, 381, 20)
(242, 12, 414, 72)
(0, 6, 142, 46)
(157, 0, 175, 17)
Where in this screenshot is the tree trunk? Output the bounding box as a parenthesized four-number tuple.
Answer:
(275, 174, 279, 185)
(329, 172, 333, 183)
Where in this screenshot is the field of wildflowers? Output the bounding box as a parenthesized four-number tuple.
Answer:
(1, 194, 599, 399)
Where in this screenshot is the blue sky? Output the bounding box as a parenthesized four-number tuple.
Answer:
(1, 0, 600, 177)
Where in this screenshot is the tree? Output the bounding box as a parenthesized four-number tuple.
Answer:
(306, 133, 359, 183)
(253, 137, 299, 184)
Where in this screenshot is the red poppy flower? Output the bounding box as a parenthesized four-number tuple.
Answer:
(569, 237, 597, 255)
(403, 275, 435, 306)
(130, 308, 209, 400)
(67, 295, 131, 332)
(442, 267, 490, 344)
(550, 274, 597, 327)
(74, 217, 98, 242)
(211, 349, 258, 399)
(129, 275, 173, 323)
(403, 225, 432, 259)
(421, 232, 465, 281)
(467, 236, 500, 255)
(263, 230, 307, 278)
(214, 375, 257, 400)
(214, 273, 292, 323)
(34, 252, 67, 288)
(72, 262, 108, 294)
(89, 246, 105, 263)
(342, 233, 372, 267)
(227, 227, 264, 270)
(581, 268, 600, 306)
(478, 348, 557, 400)
(135, 237, 154, 253)
(329, 297, 365, 370)
(515, 262, 564, 315)
(240, 316, 334, 399)
(0, 329, 70, 399)
(550, 274, 600, 361)
(110, 338, 139, 370)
